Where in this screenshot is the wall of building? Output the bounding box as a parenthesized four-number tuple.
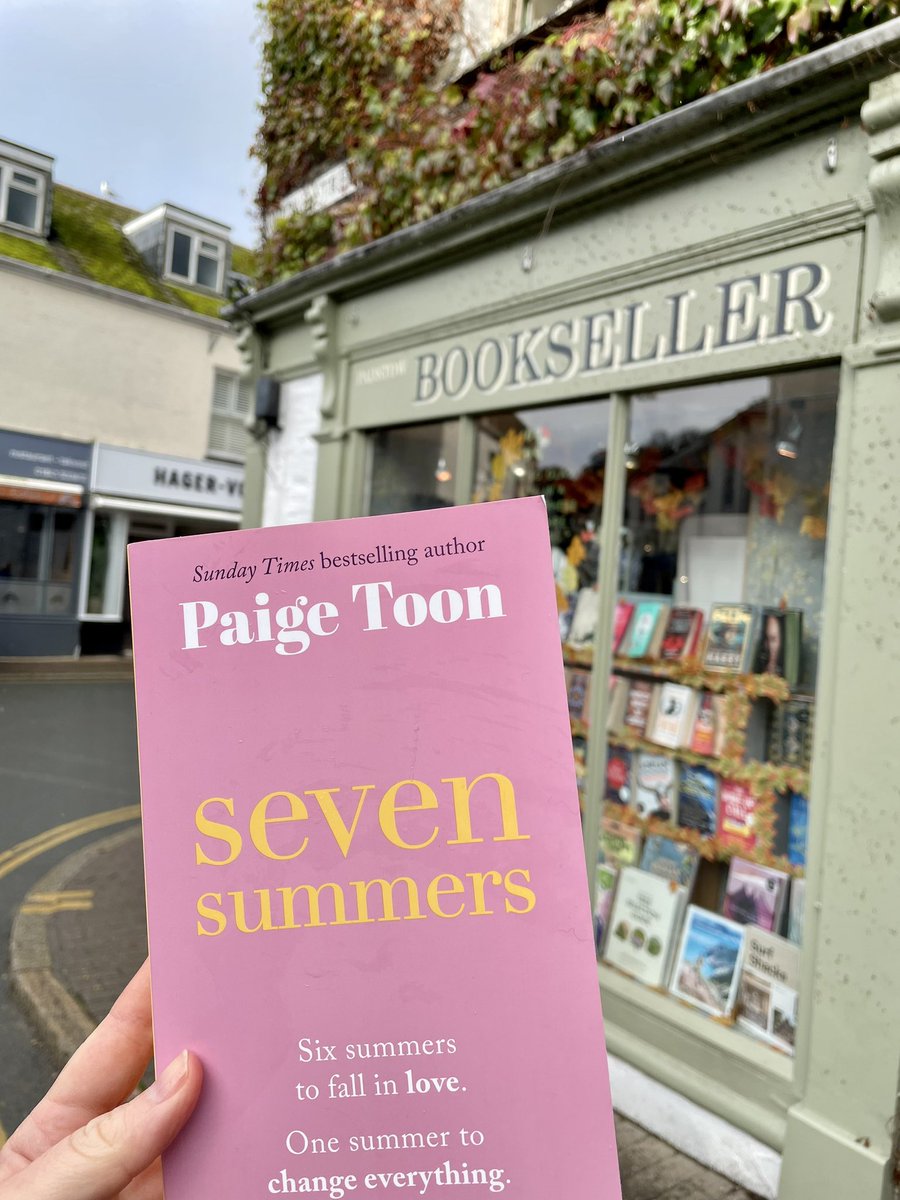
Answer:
(0, 263, 245, 459)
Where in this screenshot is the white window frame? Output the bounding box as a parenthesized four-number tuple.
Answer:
(208, 369, 252, 463)
(0, 160, 45, 234)
(164, 221, 226, 293)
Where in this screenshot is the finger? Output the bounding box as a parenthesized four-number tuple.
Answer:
(1, 961, 154, 1172)
(120, 1159, 163, 1200)
(49, 960, 154, 1112)
(1, 1049, 202, 1200)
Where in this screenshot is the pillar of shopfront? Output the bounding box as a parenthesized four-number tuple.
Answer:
(779, 73, 900, 1200)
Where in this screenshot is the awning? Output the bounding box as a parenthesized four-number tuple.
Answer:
(0, 473, 84, 507)
(89, 494, 239, 523)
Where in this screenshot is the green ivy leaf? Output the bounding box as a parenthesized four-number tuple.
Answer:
(570, 106, 598, 138)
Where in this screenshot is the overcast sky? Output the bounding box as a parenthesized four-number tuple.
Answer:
(1, 0, 262, 246)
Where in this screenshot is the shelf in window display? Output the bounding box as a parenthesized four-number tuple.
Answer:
(605, 733, 810, 798)
(613, 657, 797, 700)
(563, 644, 802, 704)
(601, 800, 805, 878)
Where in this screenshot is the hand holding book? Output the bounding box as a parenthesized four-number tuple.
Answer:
(0, 961, 202, 1200)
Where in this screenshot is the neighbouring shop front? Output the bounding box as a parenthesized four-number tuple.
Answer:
(0, 428, 91, 656)
(79, 444, 244, 655)
(233, 33, 900, 1200)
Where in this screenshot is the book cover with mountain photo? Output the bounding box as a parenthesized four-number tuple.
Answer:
(670, 906, 746, 1019)
(722, 858, 790, 933)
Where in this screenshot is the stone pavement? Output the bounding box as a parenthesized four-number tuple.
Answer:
(9, 826, 763, 1200)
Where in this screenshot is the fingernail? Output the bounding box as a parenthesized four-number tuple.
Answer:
(148, 1050, 189, 1102)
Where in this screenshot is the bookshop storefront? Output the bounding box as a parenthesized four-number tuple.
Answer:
(234, 35, 900, 1200)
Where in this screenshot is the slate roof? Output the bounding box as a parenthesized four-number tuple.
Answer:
(0, 183, 256, 320)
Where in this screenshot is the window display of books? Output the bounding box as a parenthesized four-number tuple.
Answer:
(572, 594, 812, 1058)
(595, 863, 805, 1055)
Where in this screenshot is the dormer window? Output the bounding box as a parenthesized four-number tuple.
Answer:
(123, 203, 231, 297)
(167, 225, 225, 292)
(3, 168, 40, 230)
(0, 139, 53, 236)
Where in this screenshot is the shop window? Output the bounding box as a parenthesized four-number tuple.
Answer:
(368, 421, 459, 516)
(209, 370, 252, 461)
(597, 366, 838, 1057)
(472, 397, 612, 811)
(166, 224, 225, 293)
(0, 502, 79, 614)
(0, 162, 43, 233)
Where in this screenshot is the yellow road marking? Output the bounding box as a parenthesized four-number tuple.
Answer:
(20, 900, 95, 915)
(27, 890, 94, 902)
(0, 806, 140, 882)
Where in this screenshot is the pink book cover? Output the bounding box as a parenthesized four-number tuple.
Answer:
(716, 779, 758, 851)
(128, 497, 621, 1200)
(612, 600, 634, 654)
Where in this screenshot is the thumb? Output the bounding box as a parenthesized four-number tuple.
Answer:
(3, 1051, 202, 1200)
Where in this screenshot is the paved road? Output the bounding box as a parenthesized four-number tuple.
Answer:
(0, 679, 141, 1138)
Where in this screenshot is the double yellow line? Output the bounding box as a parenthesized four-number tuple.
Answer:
(0, 805, 141, 884)
(20, 889, 95, 916)
(0, 805, 142, 1145)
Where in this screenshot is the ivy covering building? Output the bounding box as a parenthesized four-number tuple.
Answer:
(253, 0, 900, 284)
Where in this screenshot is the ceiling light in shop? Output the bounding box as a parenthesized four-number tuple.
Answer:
(776, 409, 803, 459)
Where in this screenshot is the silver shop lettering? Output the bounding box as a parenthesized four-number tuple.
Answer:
(413, 262, 830, 404)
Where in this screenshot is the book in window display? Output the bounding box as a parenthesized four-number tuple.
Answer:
(566, 667, 592, 726)
(128, 496, 622, 1200)
(612, 599, 635, 654)
(753, 608, 803, 686)
(677, 765, 718, 838)
(787, 792, 809, 867)
(593, 861, 619, 955)
(659, 607, 704, 661)
(770, 698, 814, 769)
(736, 928, 800, 1055)
(633, 752, 678, 822)
(722, 858, 790, 933)
(599, 816, 644, 869)
(716, 778, 757, 851)
(787, 878, 806, 947)
(567, 586, 600, 649)
(604, 746, 633, 807)
(572, 733, 588, 810)
(670, 906, 746, 1020)
(622, 678, 657, 739)
(647, 682, 698, 750)
(688, 691, 726, 758)
(603, 867, 687, 989)
(640, 834, 700, 891)
(559, 590, 579, 644)
(702, 604, 757, 673)
(621, 598, 669, 659)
